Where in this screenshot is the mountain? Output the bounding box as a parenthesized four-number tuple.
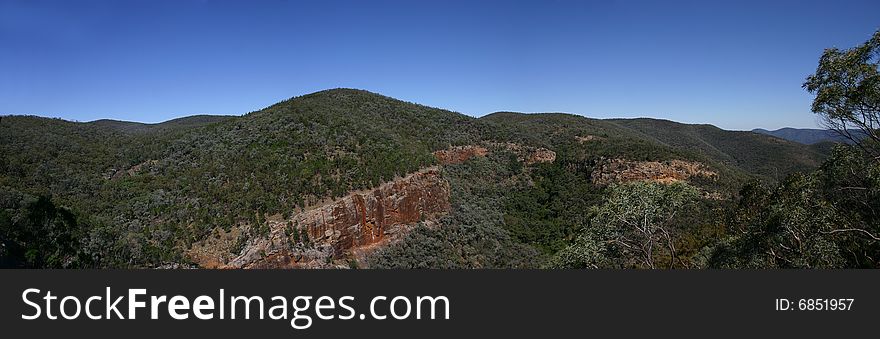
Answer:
(480, 113, 827, 183)
(1, 89, 489, 267)
(88, 115, 235, 134)
(752, 127, 862, 145)
(606, 119, 827, 182)
(0, 89, 836, 269)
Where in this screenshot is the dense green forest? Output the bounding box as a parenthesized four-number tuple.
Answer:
(2, 32, 878, 269)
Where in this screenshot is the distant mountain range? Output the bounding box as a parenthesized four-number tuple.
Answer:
(752, 127, 864, 145)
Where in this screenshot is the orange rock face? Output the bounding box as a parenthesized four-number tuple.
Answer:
(226, 167, 451, 269)
(433, 146, 489, 165)
(433, 143, 556, 166)
(590, 159, 717, 186)
(196, 142, 556, 269)
(484, 142, 556, 165)
(525, 148, 556, 165)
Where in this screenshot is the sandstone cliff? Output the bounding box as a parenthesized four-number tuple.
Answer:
(433, 146, 489, 165)
(591, 159, 717, 185)
(434, 143, 556, 165)
(192, 142, 556, 269)
(192, 167, 451, 269)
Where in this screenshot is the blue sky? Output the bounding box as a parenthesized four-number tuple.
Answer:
(1, 0, 878, 130)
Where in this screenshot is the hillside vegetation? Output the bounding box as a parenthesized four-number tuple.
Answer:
(608, 118, 827, 181)
(1, 88, 863, 269)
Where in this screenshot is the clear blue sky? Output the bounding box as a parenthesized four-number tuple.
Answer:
(1, 0, 878, 130)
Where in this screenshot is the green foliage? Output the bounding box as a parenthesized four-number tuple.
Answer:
(804, 30, 880, 157)
(548, 181, 699, 269)
(480, 112, 828, 186)
(607, 118, 827, 184)
(704, 176, 844, 268)
(368, 155, 541, 268)
(1, 89, 489, 267)
(0, 88, 841, 269)
(502, 162, 600, 254)
(817, 145, 880, 227)
(703, 31, 880, 269)
(0, 195, 96, 268)
(705, 32, 880, 268)
(545, 227, 611, 269)
(702, 146, 880, 268)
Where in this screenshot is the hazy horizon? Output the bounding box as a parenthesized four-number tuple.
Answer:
(2, 0, 878, 130)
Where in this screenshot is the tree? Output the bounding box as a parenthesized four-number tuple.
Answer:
(597, 182, 698, 268)
(703, 172, 872, 268)
(804, 30, 880, 160)
(549, 181, 698, 269)
(0, 196, 91, 268)
(703, 31, 880, 269)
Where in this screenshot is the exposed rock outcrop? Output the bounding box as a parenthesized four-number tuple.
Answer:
(525, 147, 557, 165)
(433, 143, 556, 165)
(188, 226, 246, 269)
(591, 159, 717, 185)
(485, 142, 556, 165)
(106, 159, 158, 180)
(575, 135, 604, 143)
(197, 166, 451, 269)
(433, 146, 489, 165)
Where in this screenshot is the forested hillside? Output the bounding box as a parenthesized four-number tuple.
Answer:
(609, 118, 827, 182)
(2, 85, 874, 269)
(0, 89, 490, 267)
(753, 127, 865, 145)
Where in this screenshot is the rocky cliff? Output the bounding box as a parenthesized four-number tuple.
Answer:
(193, 167, 451, 269)
(190, 142, 556, 269)
(434, 143, 556, 165)
(591, 159, 717, 185)
(433, 146, 489, 165)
